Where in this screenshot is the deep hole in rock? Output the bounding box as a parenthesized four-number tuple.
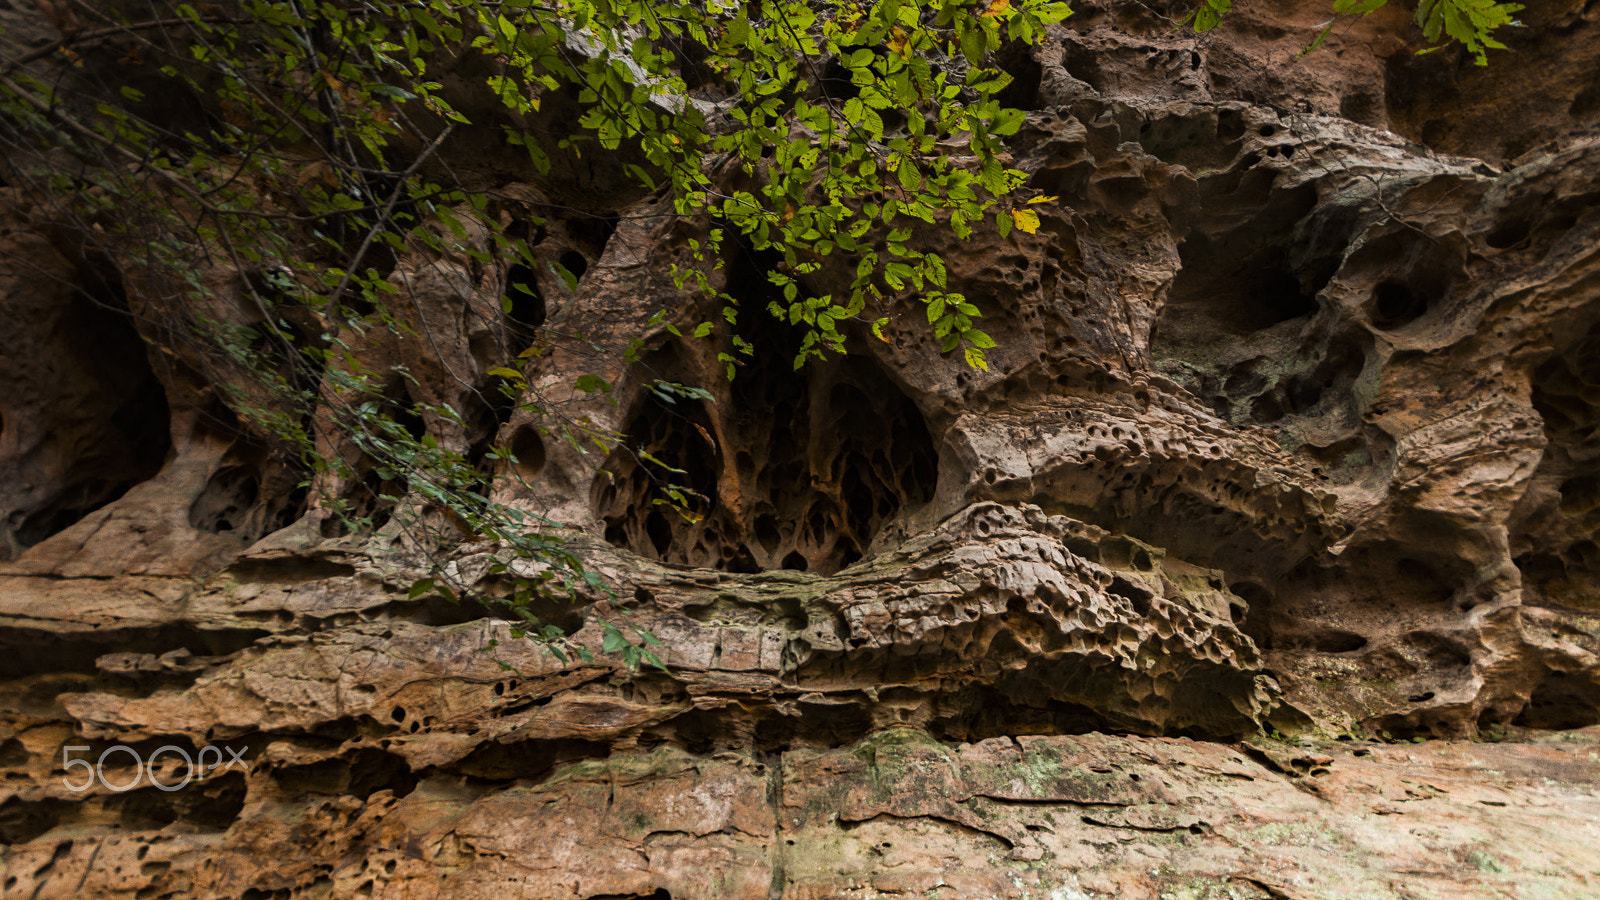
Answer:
(1231, 581, 1276, 649)
(1152, 181, 1320, 363)
(503, 260, 546, 335)
(594, 273, 938, 574)
(507, 425, 546, 480)
(194, 401, 314, 539)
(558, 250, 590, 281)
(1572, 80, 1600, 119)
(1486, 217, 1533, 250)
(12, 265, 172, 549)
(994, 41, 1044, 110)
(1514, 671, 1600, 730)
(1279, 337, 1367, 418)
(0, 796, 72, 844)
(321, 389, 431, 538)
(188, 466, 259, 534)
(464, 381, 520, 474)
(1371, 281, 1427, 329)
(391, 392, 428, 442)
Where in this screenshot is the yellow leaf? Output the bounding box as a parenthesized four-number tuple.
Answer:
(1010, 208, 1040, 235)
(888, 27, 911, 56)
(981, 0, 1011, 17)
(1026, 194, 1058, 205)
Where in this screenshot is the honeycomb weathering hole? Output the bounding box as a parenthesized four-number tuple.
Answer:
(594, 357, 938, 574)
(508, 426, 546, 479)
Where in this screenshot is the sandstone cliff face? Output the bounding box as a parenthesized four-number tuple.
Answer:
(3, 1, 1600, 897)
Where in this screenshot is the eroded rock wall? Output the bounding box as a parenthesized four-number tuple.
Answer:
(4, 0, 1600, 897)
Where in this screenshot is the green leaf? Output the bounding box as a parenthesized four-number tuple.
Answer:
(960, 26, 987, 65)
(896, 160, 923, 191)
(991, 108, 1026, 136)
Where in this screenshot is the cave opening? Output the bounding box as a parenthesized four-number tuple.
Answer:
(12, 264, 172, 550)
(593, 261, 938, 574)
(1150, 181, 1323, 384)
(1514, 671, 1600, 730)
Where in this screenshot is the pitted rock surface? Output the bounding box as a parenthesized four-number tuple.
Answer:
(4, 1, 1600, 897)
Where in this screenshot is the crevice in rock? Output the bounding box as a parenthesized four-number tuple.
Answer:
(447, 738, 610, 781)
(0, 796, 72, 844)
(407, 576, 585, 633)
(580, 889, 672, 900)
(0, 623, 269, 678)
(272, 748, 418, 801)
(112, 770, 247, 832)
(225, 557, 357, 583)
(931, 691, 1112, 743)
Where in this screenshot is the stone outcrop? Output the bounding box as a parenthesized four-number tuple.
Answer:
(4, 0, 1600, 897)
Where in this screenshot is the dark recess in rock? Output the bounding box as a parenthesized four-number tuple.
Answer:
(595, 266, 938, 573)
(8, 265, 172, 551)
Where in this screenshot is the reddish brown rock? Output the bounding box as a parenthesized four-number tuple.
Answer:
(3, 1, 1600, 897)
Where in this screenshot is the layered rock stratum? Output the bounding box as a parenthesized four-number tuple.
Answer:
(3, 0, 1600, 897)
